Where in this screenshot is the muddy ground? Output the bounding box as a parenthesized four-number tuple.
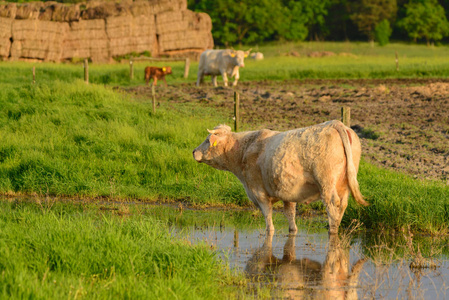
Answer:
(123, 78, 449, 182)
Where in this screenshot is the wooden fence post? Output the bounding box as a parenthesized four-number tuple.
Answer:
(234, 230, 239, 248)
(32, 66, 35, 84)
(84, 58, 89, 84)
(395, 51, 399, 71)
(130, 58, 134, 80)
(183, 58, 190, 79)
(152, 85, 156, 113)
(341, 107, 351, 127)
(234, 91, 240, 132)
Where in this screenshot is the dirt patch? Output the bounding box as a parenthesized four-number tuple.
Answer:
(123, 78, 449, 182)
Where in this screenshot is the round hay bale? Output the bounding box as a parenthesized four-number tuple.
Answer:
(0, 3, 17, 19)
(15, 2, 43, 20)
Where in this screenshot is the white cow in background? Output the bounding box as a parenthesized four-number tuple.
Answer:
(196, 49, 251, 87)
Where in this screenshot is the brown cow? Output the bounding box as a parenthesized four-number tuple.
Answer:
(193, 120, 368, 235)
(144, 66, 172, 86)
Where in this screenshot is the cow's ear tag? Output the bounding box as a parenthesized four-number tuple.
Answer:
(209, 134, 218, 148)
(244, 54, 248, 58)
(230, 53, 236, 57)
(162, 67, 166, 72)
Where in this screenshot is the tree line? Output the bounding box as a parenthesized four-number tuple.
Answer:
(188, 0, 449, 46)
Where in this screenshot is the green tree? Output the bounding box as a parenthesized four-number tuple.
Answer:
(188, 0, 331, 45)
(375, 19, 393, 45)
(350, 0, 398, 41)
(397, 0, 449, 45)
(189, 0, 284, 45)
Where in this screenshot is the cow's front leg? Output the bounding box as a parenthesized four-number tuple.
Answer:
(211, 75, 218, 87)
(259, 201, 274, 234)
(152, 77, 158, 86)
(232, 70, 240, 86)
(283, 201, 298, 233)
(221, 72, 228, 87)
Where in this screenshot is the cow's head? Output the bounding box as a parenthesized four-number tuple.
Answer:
(162, 66, 172, 74)
(228, 49, 252, 68)
(193, 124, 233, 170)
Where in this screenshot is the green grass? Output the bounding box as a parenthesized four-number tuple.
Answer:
(0, 200, 249, 299)
(2, 42, 449, 88)
(0, 80, 248, 204)
(1, 41, 449, 233)
(252, 41, 449, 58)
(345, 160, 449, 234)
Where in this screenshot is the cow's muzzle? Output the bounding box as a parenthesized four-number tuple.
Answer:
(193, 150, 203, 162)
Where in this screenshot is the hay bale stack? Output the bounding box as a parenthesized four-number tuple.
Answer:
(0, 0, 213, 62)
(157, 10, 213, 57)
(63, 19, 109, 62)
(11, 19, 68, 61)
(156, 11, 185, 35)
(106, 15, 157, 57)
(0, 17, 12, 58)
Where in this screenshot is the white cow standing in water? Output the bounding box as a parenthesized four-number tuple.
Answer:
(193, 120, 369, 235)
(196, 49, 251, 87)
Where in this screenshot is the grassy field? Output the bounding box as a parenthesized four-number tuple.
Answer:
(0, 200, 253, 299)
(0, 80, 247, 205)
(1, 42, 449, 88)
(0, 75, 448, 234)
(1, 41, 449, 298)
(1, 41, 449, 232)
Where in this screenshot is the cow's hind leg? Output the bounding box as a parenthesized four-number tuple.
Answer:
(211, 75, 218, 87)
(196, 72, 204, 86)
(283, 201, 297, 233)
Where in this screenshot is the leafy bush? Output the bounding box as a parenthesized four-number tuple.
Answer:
(375, 19, 392, 46)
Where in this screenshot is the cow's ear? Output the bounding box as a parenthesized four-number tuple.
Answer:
(209, 134, 218, 148)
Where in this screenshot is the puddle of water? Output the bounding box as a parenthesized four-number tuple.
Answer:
(178, 226, 449, 299)
(4, 198, 448, 298)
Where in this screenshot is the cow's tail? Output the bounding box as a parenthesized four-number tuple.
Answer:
(334, 122, 369, 206)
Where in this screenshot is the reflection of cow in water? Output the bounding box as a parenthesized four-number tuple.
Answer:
(245, 234, 366, 299)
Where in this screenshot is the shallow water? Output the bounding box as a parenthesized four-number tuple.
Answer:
(178, 226, 449, 299)
(4, 198, 448, 298)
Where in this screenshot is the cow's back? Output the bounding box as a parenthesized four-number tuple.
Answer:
(199, 50, 225, 74)
(260, 122, 351, 202)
